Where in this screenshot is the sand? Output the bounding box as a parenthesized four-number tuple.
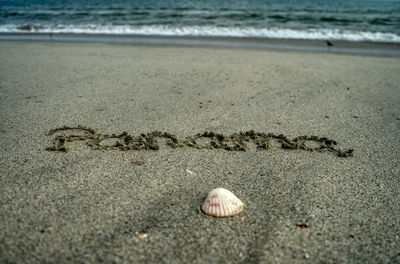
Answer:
(0, 40, 399, 263)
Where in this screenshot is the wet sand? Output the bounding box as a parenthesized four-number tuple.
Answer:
(0, 40, 399, 263)
(2, 33, 400, 56)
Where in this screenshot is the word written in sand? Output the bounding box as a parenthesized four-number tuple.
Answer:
(46, 125, 354, 157)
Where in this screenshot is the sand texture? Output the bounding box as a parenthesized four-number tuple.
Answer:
(0, 41, 399, 263)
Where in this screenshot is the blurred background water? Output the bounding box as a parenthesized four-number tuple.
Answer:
(1, 0, 399, 42)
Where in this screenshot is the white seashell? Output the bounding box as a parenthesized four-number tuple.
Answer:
(201, 188, 245, 217)
(138, 233, 148, 239)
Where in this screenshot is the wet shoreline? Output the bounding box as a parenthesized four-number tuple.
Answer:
(2, 32, 400, 56)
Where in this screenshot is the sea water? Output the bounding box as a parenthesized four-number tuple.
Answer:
(1, 0, 399, 42)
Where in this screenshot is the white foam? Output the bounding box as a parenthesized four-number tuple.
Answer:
(1, 24, 399, 43)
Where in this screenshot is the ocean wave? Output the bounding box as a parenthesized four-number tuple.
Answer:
(1, 24, 400, 43)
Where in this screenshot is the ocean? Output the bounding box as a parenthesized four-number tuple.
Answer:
(1, 0, 400, 43)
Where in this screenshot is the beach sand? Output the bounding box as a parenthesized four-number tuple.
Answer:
(0, 40, 399, 263)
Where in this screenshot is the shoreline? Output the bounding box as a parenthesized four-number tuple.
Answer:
(1, 32, 400, 56)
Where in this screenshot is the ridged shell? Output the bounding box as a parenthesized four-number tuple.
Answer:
(201, 188, 245, 217)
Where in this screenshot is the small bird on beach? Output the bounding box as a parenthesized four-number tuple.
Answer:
(326, 40, 333, 47)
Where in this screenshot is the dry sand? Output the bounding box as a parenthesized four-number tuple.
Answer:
(0, 40, 399, 263)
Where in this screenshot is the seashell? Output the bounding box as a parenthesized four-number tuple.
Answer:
(201, 188, 245, 217)
(138, 233, 148, 239)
